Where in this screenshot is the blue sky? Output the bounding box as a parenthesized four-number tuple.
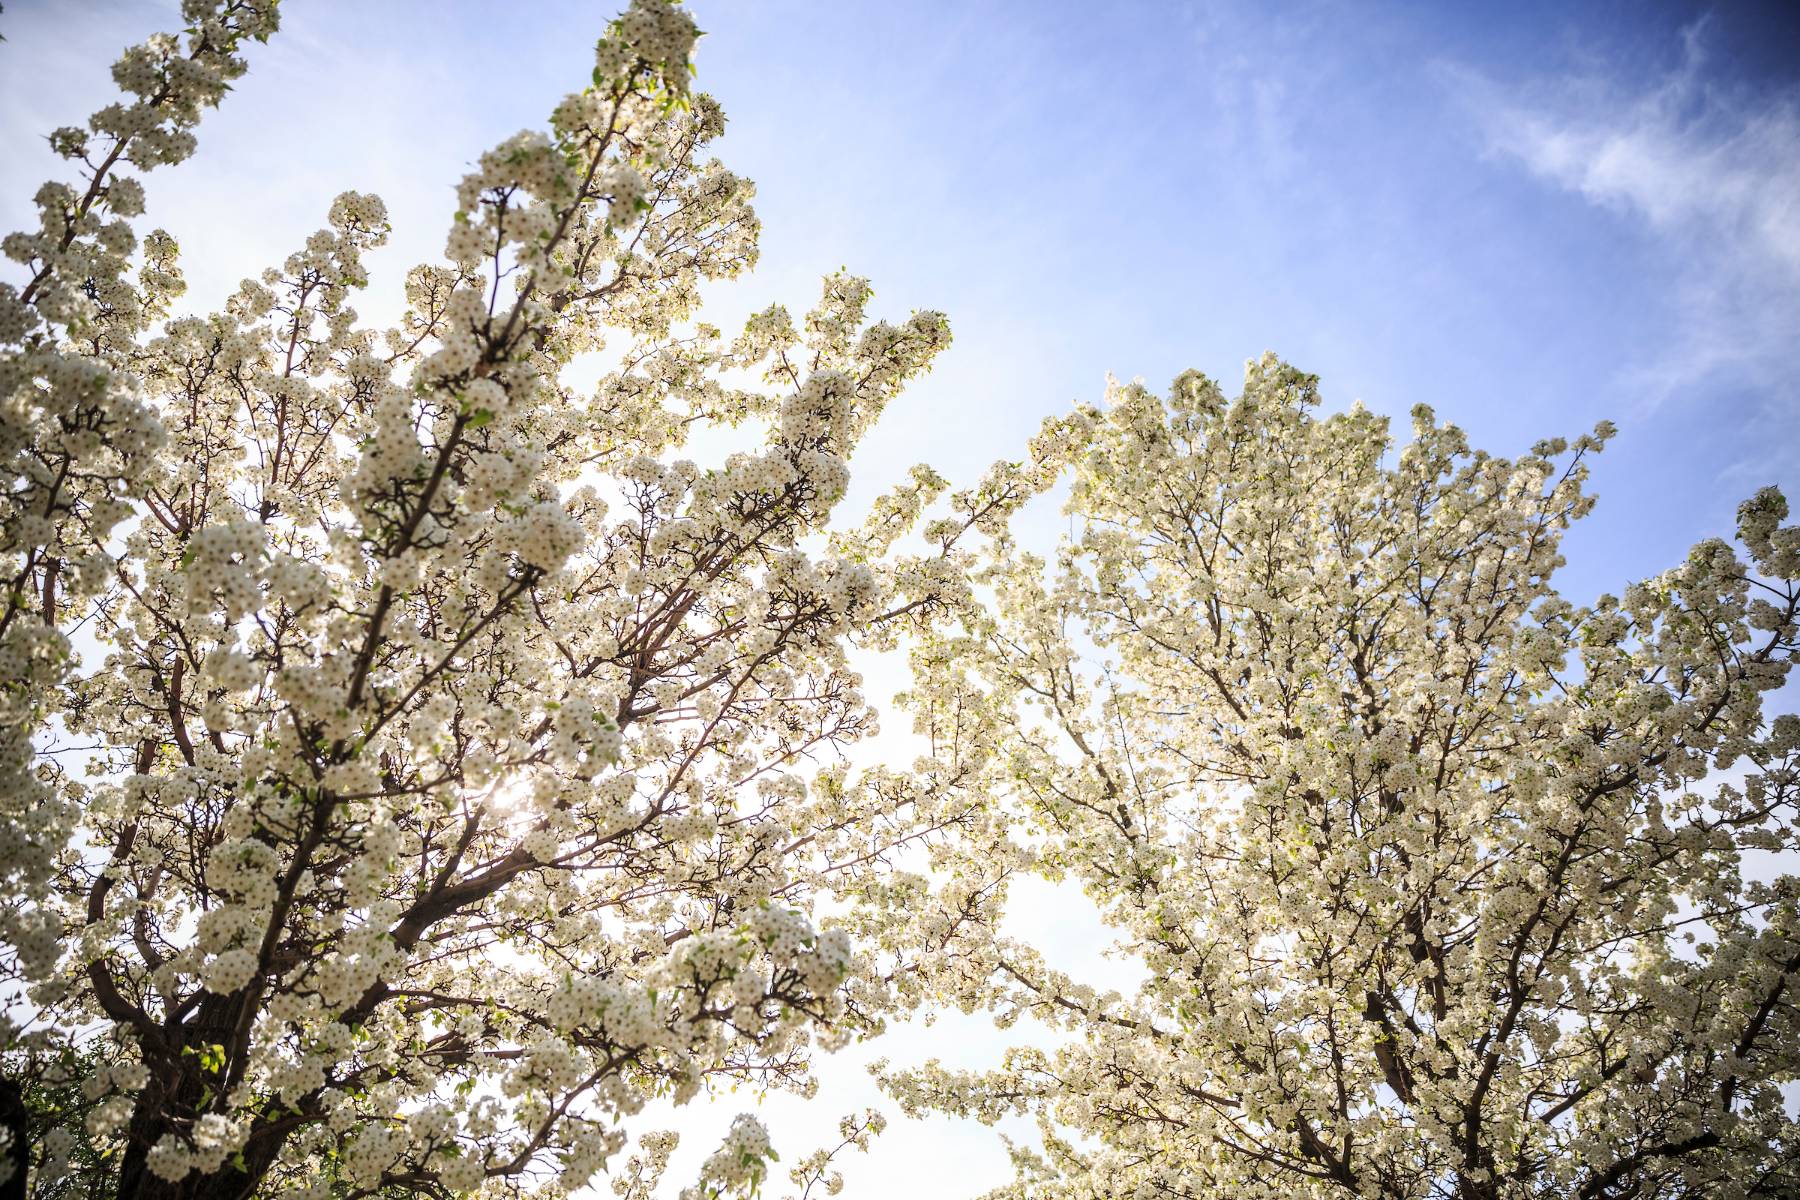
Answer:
(682, 0, 1800, 602)
(6, 0, 1797, 602)
(4, 0, 1799, 1193)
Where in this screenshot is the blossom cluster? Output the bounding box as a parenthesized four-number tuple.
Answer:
(879, 358, 1800, 1199)
(0, 3, 970, 1199)
(0, 3, 282, 1037)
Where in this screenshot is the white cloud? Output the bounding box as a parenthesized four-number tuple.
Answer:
(1491, 25, 1800, 270)
(1452, 20, 1800, 409)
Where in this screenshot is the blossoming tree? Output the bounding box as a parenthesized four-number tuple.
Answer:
(883, 360, 1800, 1200)
(0, 2, 976, 1196)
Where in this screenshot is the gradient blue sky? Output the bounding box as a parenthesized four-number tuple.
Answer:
(4, 0, 1799, 1194)
(6, 1, 1798, 597)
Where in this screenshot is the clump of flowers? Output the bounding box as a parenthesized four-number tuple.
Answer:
(0, 3, 973, 1197)
(879, 360, 1800, 1199)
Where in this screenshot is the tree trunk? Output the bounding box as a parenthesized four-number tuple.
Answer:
(114, 1056, 290, 1200)
(0, 1077, 27, 1200)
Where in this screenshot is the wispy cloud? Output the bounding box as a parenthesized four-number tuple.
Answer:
(1450, 19, 1800, 412)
